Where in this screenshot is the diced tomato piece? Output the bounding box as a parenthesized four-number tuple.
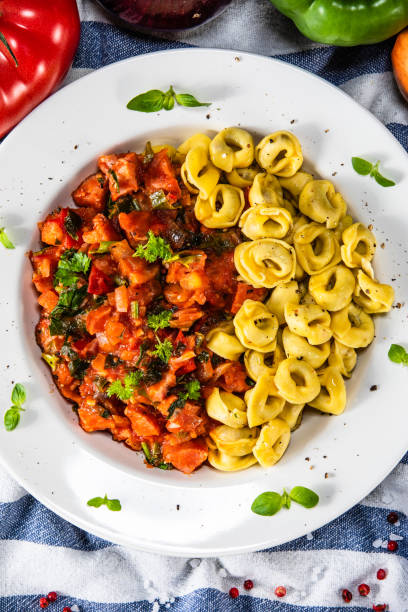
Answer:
(147, 370, 177, 403)
(82, 213, 120, 244)
(176, 358, 197, 375)
(162, 436, 208, 474)
(114, 285, 128, 313)
(118, 211, 152, 239)
(98, 153, 118, 175)
(169, 307, 204, 330)
(78, 400, 114, 433)
(125, 405, 161, 437)
(108, 156, 139, 202)
(166, 401, 207, 437)
(38, 289, 59, 312)
(231, 282, 268, 314)
(87, 264, 114, 295)
(91, 353, 107, 373)
(40, 220, 64, 246)
(118, 256, 159, 285)
(72, 172, 108, 211)
(144, 149, 181, 202)
(54, 362, 74, 386)
(110, 239, 134, 262)
(214, 362, 249, 393)
(32, 275, 53, 293)
(127, 280, 162, 308)
(105, 319, 125, 345)
(86, 304, 112, 334)
(111, 414, 132, 441)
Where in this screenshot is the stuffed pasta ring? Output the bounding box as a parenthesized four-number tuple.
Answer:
(239, 205, 293, 240)
(234, 299, 279, 352)
(255, 131, 303, 177)
(234, 238, 296, 289)
(253, 418, 291, 467)
(209, 127, 254, 172)
(195, 184, 245, 228)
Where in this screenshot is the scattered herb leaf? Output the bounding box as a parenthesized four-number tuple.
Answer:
(251, 486, 319, 516)
(11, 383, 26, 407)
(289, 486, 319, 509)
(4, 408, 20, 431)
(147, 310, 173, 332)
(0, 227, 15, 249)
(4, 383, 27, 431)
(49, 285, 88, 336)
(351, 157, 395, 187)
(87, 494, 121, 511)
(64, 210, 82, 241)
(127, 85, 210, 113)
(251, 492, 282, 516)
(133, 230, 173, 263)
(152, 338, 173, 364)
(388, 343, 408, 365)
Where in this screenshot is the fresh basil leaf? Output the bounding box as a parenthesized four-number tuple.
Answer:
(0, 31, 18, 66)
(127, 89, 165, 113)
(351, 157, 372, 176)
(11, 383, 26, 407)
(373, 171, 395, 188)
(281, 490, 291, 509)
(163, 92, 175, 111)
(64, 210, 82, 241)
(175, 93, 211, 108)
(0, 227, 15, 249)
(106, 498, 122, 511)
(388, 343, 408, 364)
(4, 408, 20, 431)
(87, 496, 105, 508)
(289, 486, 319, 509)
(251, 491, 283, 516)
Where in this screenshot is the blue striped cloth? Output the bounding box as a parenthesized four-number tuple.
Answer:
(1, 1, 407, 610)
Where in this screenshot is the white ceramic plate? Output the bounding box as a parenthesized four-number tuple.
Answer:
(0, 49, 407, 556)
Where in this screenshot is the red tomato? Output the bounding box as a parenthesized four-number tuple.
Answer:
(0, 1, 80, 138)
(87, 265, 114, 295)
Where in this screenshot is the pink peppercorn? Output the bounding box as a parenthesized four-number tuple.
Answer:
(387, 540, 398, 552)
(275, 586, 286, 598)
(377, 569, 386, 580)
(39, 598, 49, 609)
(387, 512, 398, 524)
(342, 589, 352, 603)
(358, 583, 370, 596)
(47, 592, 57, 602)
(229, 587, 239, 599)
(243, 579, 253, 590)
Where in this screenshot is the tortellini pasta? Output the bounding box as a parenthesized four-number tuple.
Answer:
(340, 222, 376, 270)
(282, 326, 330, 369)
(239, 205, 293, 240)
(308, 264, 355, 311)
(266, 280, 300, 325)
(183, 126, 395, 474)
(284, 303, 332, 345)
(299, 180, 347, 229)
(308, 367, 346, 415)
(294, 222, 341, 275)
(195, 184, 244, 228)
(253, 419, 291, 467)
(256, 131, 303, 177)
(234, 239, 296, 288)
(353, 270, 394, 313)
(206, 388, 248, 428)
(234, 299, 278, 352)
(275, 357, 321, 404)
(209, 127, 254, 172)
(331, 302, 374, 348)
(248, 172, 283, 207)
(181, 146, 220, 198)
(206, 321, 245, 361)
(244, 374, 285, 427)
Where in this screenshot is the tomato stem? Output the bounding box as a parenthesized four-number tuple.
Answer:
(0, 30, 18, 66)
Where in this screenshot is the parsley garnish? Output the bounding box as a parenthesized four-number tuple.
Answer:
(106, 370, 143, 401)
(133, 230, 173, 263)
(49, 285, 88, 336)
(64, 210, 82, 241)
(147, 310, 173, 332)
(87, 494, 121, 511)
(152, 338, 173, 364)
(167, 379, 201, 417)
(54, 249, 91, 287)
(4, 383, 27, 431)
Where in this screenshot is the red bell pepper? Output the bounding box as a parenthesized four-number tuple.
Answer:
(88, 265, 114, 295)
(0, 0, 80, 138)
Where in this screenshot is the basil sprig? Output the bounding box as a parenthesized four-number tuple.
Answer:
(388, 343, 408, 365)
(252, 486, 319, 516)
(127, 85, 210, 113)
(87, 494, 121, 511)
(351, 157, 395, 188)
(4, 383, 27, 431)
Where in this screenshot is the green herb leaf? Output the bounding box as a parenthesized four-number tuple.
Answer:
(373, 171, 395, 188)
(152, 338, 173, 364)
(251, 491, 283, 516)
(49, 285, 88, 336)
(87, 494, 122, 511)
(64, 210, 82, 241)
(54, 250, 91, 287)
(131, 300, 139, 319)
(42, 353, 60, 371)
(0, 31, 18, 66)
(133, 230, 173, 263)
(388, 343, 408, 365)
(289, 486, 319, 509)
(11, 383, 26, 407)
(106, 370, 143, 401)
(147, 310, 173, 332)
(149, 190, 169, 209)
(0, 227, 15, 249)
(127, 89, 165, 113)
(351, 157, 372, 176)
(141, 441, 172, 470)
(185, 379, 201, 401)
(143, 141, 154, 165)
(175, 93, 211, 108)
(281, 490, 291, 509)
(4, 408, 21, 431)
(163, 92, 175, 111)
(90, 241, 117, 254)
(109, 169, 120, 193)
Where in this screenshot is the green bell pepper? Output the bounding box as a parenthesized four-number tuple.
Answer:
(269, 0, 408, 46)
